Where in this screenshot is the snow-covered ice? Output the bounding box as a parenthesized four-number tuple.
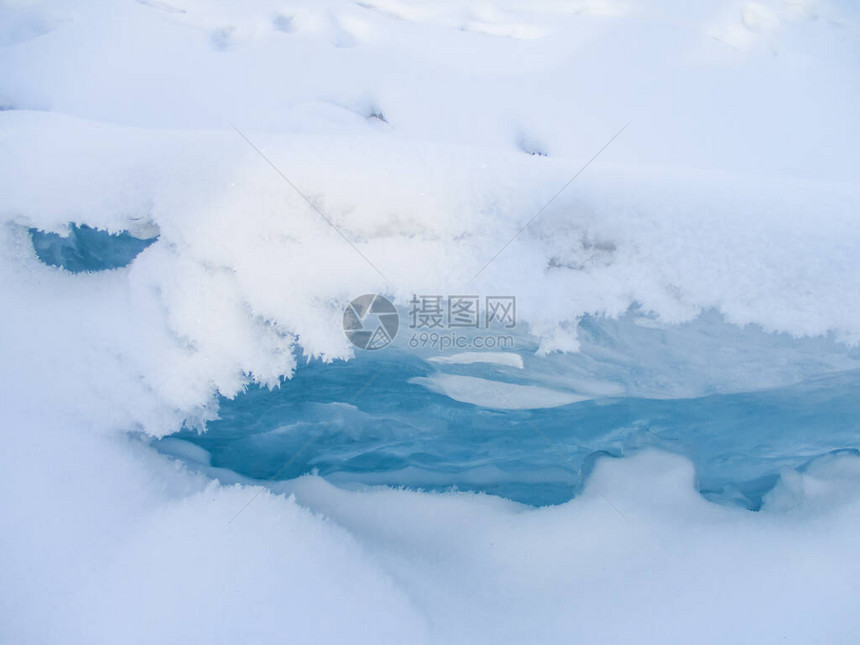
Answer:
(1, 0, 859, 642)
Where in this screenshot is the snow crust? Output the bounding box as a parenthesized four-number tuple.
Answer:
(409, 373, 590, 408)
(428, 351, 525, 368)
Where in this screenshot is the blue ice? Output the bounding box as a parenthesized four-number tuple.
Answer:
(161, 312, 860, 509)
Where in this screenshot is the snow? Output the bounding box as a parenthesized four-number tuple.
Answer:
(1, 0, 859, 642)
(428, 351, 525, 368)
(6, 408, 860, 643)
(409, 373, 590, 408)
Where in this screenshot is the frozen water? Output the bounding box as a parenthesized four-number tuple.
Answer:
(163, 313, 860, 508)
(29, 224, 158, 273)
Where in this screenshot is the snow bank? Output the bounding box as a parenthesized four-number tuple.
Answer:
(5, 403, 860, 643)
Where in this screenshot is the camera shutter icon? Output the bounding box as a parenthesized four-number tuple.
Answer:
(343, 294, 399, 350)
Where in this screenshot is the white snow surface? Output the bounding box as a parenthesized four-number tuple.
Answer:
(1, 0, 860, 642)
(428, 351, 525, 368)
(409, 373, 589, 408)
